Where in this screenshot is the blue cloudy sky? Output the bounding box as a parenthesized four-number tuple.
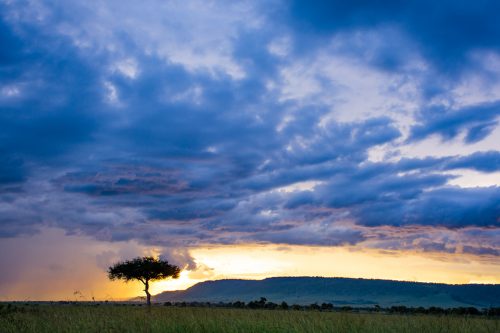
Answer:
(0, 0, 499, 298)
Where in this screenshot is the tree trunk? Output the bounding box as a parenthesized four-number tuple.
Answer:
(144, 280, 151, 306)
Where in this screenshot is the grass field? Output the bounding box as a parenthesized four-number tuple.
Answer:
(1, 304, 498, 333)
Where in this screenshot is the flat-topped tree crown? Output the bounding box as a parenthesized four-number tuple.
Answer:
(108, 256, 181, 306)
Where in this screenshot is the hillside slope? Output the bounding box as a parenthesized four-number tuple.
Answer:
(154, 277, 500, 308)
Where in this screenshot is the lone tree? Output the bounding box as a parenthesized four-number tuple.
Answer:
(108, 256, 181, 306)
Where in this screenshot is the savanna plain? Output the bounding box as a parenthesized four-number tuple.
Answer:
(1, 304, 498, 333)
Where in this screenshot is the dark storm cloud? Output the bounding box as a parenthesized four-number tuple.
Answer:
(462, 245, 499, 256)
(0, 1, 498, 254)
(354, 187, 499, 228)
(250, 226, 365, 246)
(445, 151, 500, 172)
(361, 225, 500, 257)
(0, 155, 25, 184)
(289, 0, 500, 70)
(409, 102, 500, 144)
(283, 117, 401, 166)
(287, 157, 499, 228)
(389, 151, 500, 174)
(0, 9, 106, 185)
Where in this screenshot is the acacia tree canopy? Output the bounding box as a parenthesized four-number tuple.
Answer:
(108, 256, 181, 305)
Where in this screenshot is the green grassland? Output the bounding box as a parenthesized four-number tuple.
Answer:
(1, 304, 499, 333)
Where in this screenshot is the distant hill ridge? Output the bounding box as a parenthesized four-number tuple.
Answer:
(153, 276, 500, 308)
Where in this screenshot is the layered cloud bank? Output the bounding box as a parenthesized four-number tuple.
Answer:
(0, 0, 499, 275)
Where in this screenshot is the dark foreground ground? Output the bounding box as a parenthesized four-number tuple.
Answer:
(0, 304, 498, 333)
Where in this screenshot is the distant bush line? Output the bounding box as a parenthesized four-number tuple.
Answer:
(2, 299, 498, 317)
(160, 298, 499, 316)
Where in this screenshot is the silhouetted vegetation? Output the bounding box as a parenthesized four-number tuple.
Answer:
(2, 301, 499, 317)
(108, 256, 180, 306)
(156, 299, 500, 316)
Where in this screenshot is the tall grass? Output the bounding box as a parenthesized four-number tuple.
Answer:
(1, 304, 498, 333)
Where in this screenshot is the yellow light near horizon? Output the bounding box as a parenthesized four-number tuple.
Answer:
(187, 244, 500, 286)
(196, 250, 292, 277)
(1, 228, 498, 302)
(150, 270, 193, 295)
(147, 244, 500, 296)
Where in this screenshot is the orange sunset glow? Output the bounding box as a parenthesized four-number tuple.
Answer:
(0, 228, 498, 301)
